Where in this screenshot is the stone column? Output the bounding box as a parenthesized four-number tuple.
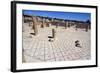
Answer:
(29, 22, 31, 27)
(56, 22, 59, 28)
(49, 23, 51, 27)
(32, 17, 38, 36)
(85, 24, 88, 32)
(67, 22, 70, 27)
(65, 21, 68, 29)
(41, 18, 45, 28)
(52, 29, 56, 38)
(75, 23, 78, 30)
(52, 18, 54, 22)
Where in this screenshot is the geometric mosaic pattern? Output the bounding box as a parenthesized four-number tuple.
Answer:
(22, 23, 91, 63)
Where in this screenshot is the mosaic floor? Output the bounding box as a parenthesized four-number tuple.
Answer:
(22, 24, 91, 63)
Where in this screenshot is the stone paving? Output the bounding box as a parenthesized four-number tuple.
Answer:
(22, 23, 91, 63)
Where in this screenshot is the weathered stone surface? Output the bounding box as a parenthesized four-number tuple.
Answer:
(65, 22, 68, 29)
(22, 24, 91, 62)
(32, 17, 38, 35)
(52, 29, 56, 38)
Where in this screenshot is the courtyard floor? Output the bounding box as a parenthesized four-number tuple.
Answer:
(22, 23, 91, 63)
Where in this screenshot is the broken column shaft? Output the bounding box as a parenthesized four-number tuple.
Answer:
(52, 29, 56, 38)
(65, 21, 68, 29)
(32, 17, 38, 36)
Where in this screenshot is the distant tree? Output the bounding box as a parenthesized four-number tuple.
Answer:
(86, 20, 91, 24)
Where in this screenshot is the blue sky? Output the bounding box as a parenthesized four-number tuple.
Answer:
(23, 10, 91, 22)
